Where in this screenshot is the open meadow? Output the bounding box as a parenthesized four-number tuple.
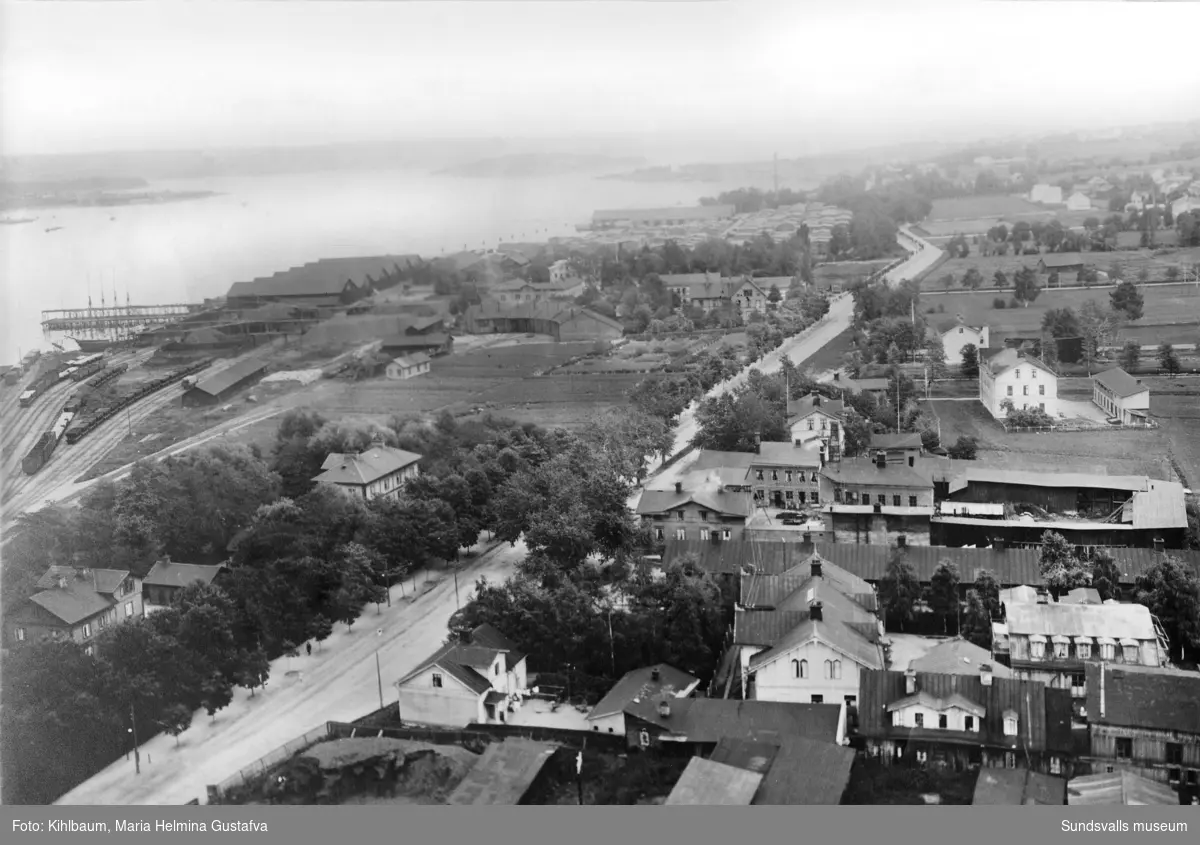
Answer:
(919, 195, 1101, 238)
(922, 283, 1200, 346)
(929, 248, 1200, 289)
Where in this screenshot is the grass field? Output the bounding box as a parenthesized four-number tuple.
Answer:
(928, 249, 1200, 290)
(920, 284, 1200, 346)
(814, 260, 893, 283)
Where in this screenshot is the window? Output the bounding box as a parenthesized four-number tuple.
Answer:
(893, 495, 901, 507)
(808, 419, 815, 431)
(811, 471, 819, 483)
(1189, 771, 1198, 787)
(785, 471, 792, 483)
(938, 714, 948, 729)
(832, 660, 842, 679)
(1023, 385, 1029, 396)
(639, 730, 650, 748)
(1015, 369, 1021, 379)
(916, 750, 928, 765)
(676, 511, 685, 521)
(709, 530, 720, 541)
(655, 527, 664, 541)
(1007, 385, 1013, 396)
(1167, 743, 1183, 765)
(877, 494, 886, 505)
(82, 624, 91, 638)
(1076, 642, 1090, 660)
(786, 490, 794, 501)
(771, 471, 778, 482)
(15, 628, 25, 642)
(958, 328, 964, 334)
(1031, 370, 1037, 379)
(908, 496, 918, 507)
(845, 695, 857, 708)
(1054, 640, 1068, 659)
(1101, 642, 1115, 660)
(85, 645, 94, 657)
(1050, 757, 1062, 775)
(1071, 674, 1086, 697)
(125, 601, 134, 618)
(699, 511, 708, 522)
(1115, 738, 1132, 759)
(432, 673, 444, 688)
(1030, 640, 1045, 660)
(1005, 752, 1016, 769)
(674, 529, 686, 541)
(811, 695, 824, 704)
(861, 493, 870, 505)
(797, 659, 808, 678)
(1168, 768, 1181, 785)
(723, 529, 732, 540)
(1038, 384, 1045, 396)
(1122, 644, 1137, 663)
(914, 713, 924, 728)
(891, 711, 903, 727)
(756, 470, 764, 481)
(964, 716, 975, 732)
(810, 491, 819, 504)
(493, 663, 500, 676)
(1003, 715, 1018, 736)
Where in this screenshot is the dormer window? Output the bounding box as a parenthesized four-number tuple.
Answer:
(1075, 638, 1091, 660)
(1030, 636, 1046, 660)
(965, 715, 976, 732)
(1100, 641, 1116, 660)
(1053, 638, 1069, 659)
(1003, 714, 1018, 736)
(891, 710, 903, 727)
(1122, 643, 1138, 663)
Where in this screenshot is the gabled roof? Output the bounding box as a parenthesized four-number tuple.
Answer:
(314, 445, 422, 487)
(747, 616, 884, 673)
(1067, 771, 1180, 806)
(395, 642, 501, 696)
(468, 623, 526, 668)
(227, 255, 415, 299)
(1084, 662, 1200, 734)
(664, 758, 763, 805)
(814, 542, 1043, 586)
(625, 697, 843, 746)
(869, 432, 924, 451)
(984, 348, 1056, 378)
(819, 457, 933, 489)
(662, 538, 799, 576)
(741, 554, 878, 614)
(143, 561, 227, 590)
(588, 664, 699, 720)
(688, 450, 758, 472)
(752, 441, 823, 467)
(974, 768, 1066, 805)
(857, 669, 1050, 751)
(26, 574, 119, 626)
(36, 566, 127, 595)
(380, 332, 450, 350)
(1093, 367, 1147, 398)
(787, 393, 846, 420)
(947, 466, 1149, 494)
(733, 609, 811, 647)
(188, 358, 269, 397)
(390, 352, 432, 369)
(708, 738, 779, 774)
(749, 735, 855, 805)
(886, 690, 986, 718)
(635, 487, 754, 519)
(908, 638, 1014, 678)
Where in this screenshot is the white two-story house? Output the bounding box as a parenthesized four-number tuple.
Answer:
(787, 393, 846, 457)
(393, 624, 529, 727)
(312, 443, 422, 501)
(979, 348, 1059, 420)
(930, 317, 990, 367)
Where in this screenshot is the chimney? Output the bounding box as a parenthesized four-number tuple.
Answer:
(809, 601, 823, 622)
(904, 668, 917, 695)
(755, 438, 761, 455)
(651, 668, 661, 682)
(675, 481, 683, 494)
(811, 558, 822, 579)
(875, 450, 887, 468)
(1153, 537, 1165, 552)
(980, 664, 993, 687)
(657, 699, 671, 719)
(813, 394, 821, 407)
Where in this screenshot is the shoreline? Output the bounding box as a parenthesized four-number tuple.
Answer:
(0, 190, 223, 213)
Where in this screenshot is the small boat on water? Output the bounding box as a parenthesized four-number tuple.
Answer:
(1, 216, 37, 225)
(45, 226, 64, 233)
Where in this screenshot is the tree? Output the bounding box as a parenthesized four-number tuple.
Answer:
(767, 284, 782, 307)
(1119, 340, 1141, 372)
(1078, 300, 1118, 373)
(1047, 270, 1060, 288)
(1038, 530, 1091, 599)
(886, 342, 904, 365)
(993, 270, 1008, 289)
(879, 556, 921, 632)
(959, 343, 979, 379)
(281, 640, 299, 670)
(1109, 279, 1145, 321)
(159, 703, 193, 748)
(947, 435, 978, 460)
(1137, 266, 1150, 283)
(1013, 266, 1041, 307)
(1158, 342, 1181, 377)
(308, 614, 333, 652)
(238, 646, 270, 697)
(841, 412, 874, 458)
(1134, 556, 1200, 660)
(923, 336, 948, 379)
(960, 590, 992, 649)
(1091, 553, 1123, 602)
(963, 267, 984, 291)
(1166, 265, 1181, 281)
(928, 561, 961, 634)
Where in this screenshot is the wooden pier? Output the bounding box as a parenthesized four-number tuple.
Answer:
(41, 303, 203, 334)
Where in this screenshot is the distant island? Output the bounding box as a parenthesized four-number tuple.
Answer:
(0, 176, 221, 211)
(435, 153, 646, 179)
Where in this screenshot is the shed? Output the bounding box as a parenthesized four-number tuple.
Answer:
(443, 739, 557, 805)
(181, 359, 269, 407)
(664, 757, 763, 805)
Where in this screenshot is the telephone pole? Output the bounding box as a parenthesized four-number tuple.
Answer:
(130, 703, 141, 774)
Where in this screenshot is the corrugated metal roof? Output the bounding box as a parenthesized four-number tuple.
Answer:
(870, 433, 923, 450)
(950, 467, 1149, 493)
(1129, 481, 1188, 529)
(588, 664, 698, 720)
(748, 617, 884, 673)
(909, 639, 1014, 678)
(662, 538, 799, 575)
(27, 581, 114, 625)
(857, 669, 1050, 752)
(741, 555, 878, 613)
(1105, 548, 1200, 583)
(635, 487, 754, 518)
(787, 393, 846, 420)
(708, 738, 779, 774)
(36, 566, 127, 594)
(753, 441, 822, 467)
(227, 255, 413, 299)
(751, 736, 855, 805)
(1093, 367, 1148, 398)
(1003, 601, 1157, 641)
(626, 696, 843, 746)
(143, 561, 226, 589)
(444, 739, 557, 805)
(814, 543, 1043, 586)
(820, 458, 933, 489)
(1067, 771, 1180, 805)
(734, 609, 810, 646)
(664, 758, 763, 805)
(1085, 663, 1200, 734)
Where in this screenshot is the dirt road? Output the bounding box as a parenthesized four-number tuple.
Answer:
(54, 538, 527, 806)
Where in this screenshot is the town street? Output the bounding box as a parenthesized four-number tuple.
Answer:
(54, 538, 528, 806)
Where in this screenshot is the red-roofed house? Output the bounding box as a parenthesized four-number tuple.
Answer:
(393, 624, 529, 727)
(4, 566, 143, 653)
(1092, 368, 1150, 425)
(312, 443, 421, 501)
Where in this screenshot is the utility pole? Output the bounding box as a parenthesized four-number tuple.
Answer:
(130, 703, 141, 774)
(375, 649, 384, 711)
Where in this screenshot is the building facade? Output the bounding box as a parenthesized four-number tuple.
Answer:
(818, 454, 936, 546)
(748, 442, 823, 509)
(635, 477, 754, 543)
(932, 319, 990, 367)
(1092, 368, 1150, 424)
(313, 444, 422, 501)
(5, 566, 144, 653)
(787, 394, 846, 455)
(979, 349, 1059, 420)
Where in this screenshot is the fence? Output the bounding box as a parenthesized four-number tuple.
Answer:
(329, 719, 626, 752)
(212, 723, 331, 800)
(1002, 420, 1159, 434)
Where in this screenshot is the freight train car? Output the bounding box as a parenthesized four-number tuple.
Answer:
(18, 389, 38, 408)
(70, 357, 106, 382)
(22, 429, 59, 475)
(62, 358, 213, 446)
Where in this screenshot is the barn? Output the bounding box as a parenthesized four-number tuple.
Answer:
(181, 359, 270, 407)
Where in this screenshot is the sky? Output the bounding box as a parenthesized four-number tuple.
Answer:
(3, 0, 1200, 161)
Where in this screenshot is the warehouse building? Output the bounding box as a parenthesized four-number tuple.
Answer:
(181, 359, 270, 407)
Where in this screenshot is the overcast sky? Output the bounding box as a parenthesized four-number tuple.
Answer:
(3, 0, 1200, 159)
